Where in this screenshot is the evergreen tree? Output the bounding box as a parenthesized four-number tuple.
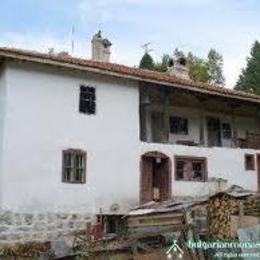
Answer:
(207, 49, 225, 86)
(139, 52, 155, 70)
(235, 41, 260, 94)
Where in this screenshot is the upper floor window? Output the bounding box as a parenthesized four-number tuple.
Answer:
(175, 156, 207, 182)
(79, 86, 96, 114)
(62, 149, 86, 183)
(222, 123, 232, 139)
(169, 116, 188, 135)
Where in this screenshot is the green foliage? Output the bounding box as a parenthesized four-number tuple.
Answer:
(235, 41, 260, 94)
(139, 52, 155, 70)
(207, 49, 225, 86)
(138, 48, 225, 86)
(189, 61, 211, 83)
(154, 54, 170, 72)
(187, 52, 210, 83)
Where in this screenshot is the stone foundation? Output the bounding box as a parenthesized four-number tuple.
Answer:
(0, 211, 91, 245)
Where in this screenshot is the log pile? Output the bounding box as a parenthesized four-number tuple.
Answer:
(207, 194, 239, 240)
(0, 241, 51, 257)
(243, 194, 260, 216)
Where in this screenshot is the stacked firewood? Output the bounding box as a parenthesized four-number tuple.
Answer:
(0, 241, 51, 257)
(207, 194, 239, 240)
(243, 195, 260, 216)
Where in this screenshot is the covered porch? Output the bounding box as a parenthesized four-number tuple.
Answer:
(139, 82, 260, 149)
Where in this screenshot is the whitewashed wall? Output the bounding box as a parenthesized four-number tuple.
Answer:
(1, 62, 140, 213)
(0, 62, 259, 216)
(0, 66, 7, 206)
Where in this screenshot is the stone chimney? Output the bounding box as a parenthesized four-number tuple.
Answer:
(167, 56, 190, 80)
(91, 31, 112, 62)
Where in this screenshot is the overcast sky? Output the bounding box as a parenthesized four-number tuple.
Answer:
(1, 0, 260, 87)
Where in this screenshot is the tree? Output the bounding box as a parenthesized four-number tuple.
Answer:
(187, 52, 210, 83)
(235, 41, 260, 94)
(139, 52, 155, 70)
(207, 49, 225, 86)
(139, 47, 225, 86)
(174, 48, 185, 59)
(154, 54, 170, 72)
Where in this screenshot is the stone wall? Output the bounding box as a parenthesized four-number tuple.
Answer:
(0, 211, 91, 245)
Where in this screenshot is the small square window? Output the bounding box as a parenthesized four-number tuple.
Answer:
(79, 86, 96, 115)
(169, 116, 188, 135)
(62, 149, 86, 183)
(245, 154, 255, 171)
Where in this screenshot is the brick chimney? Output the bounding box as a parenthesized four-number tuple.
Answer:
(168, 56, 190, 80)
(91, 31, 112, 62)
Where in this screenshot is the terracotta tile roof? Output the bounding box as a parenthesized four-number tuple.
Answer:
(0, 47, 260, 103)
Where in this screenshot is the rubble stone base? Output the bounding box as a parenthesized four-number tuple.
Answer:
(0, 211, 91, 245)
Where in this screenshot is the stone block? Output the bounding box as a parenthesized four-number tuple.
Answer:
(0, 226, 9, 233)
(33, 222, 46, 232)
(23, 214, 33, 225)
(57, 213, 69, 220)
(0, 211, 14, 225)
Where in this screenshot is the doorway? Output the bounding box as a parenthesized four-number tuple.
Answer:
(257, 155, 260, 192)
(140, 151, 171, 204)
(207, 117, 221, 147)
(151, 111, 167, 143)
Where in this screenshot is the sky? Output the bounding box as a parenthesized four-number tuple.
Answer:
(0, 0, 260, 88)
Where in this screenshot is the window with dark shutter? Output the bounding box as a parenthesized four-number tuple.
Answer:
(79, 86, 96, 114)
(169, 116, 188, 135)
(62, 149, 86, 183)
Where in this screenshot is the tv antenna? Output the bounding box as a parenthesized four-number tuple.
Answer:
(141, 42, 154, 53)
(71, 24, 75, 55)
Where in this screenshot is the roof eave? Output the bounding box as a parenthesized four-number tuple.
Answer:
(1, 50, 260, 105)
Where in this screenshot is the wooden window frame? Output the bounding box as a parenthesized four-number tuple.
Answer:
(79, 85, 96, 115)
(174, 156, 208, 182)
(62, 149, 87, 184)
(245, 154, 255, 171)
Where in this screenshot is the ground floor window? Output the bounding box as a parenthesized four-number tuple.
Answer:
(245, 154, 255, 171)
(175, 156, 207, 181)
(62, 149, 86, 183)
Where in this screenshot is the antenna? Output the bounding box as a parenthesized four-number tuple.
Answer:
(141, 42, 154, 53)
(71, 25, 75, 55)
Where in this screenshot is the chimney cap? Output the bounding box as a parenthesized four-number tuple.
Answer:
(93, 30, 112, 47)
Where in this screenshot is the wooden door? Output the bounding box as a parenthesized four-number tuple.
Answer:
(207, 117, 221, 147)
(140, 152, 172, 204)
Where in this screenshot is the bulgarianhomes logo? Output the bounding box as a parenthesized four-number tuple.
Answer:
(166, 239, 184, 259)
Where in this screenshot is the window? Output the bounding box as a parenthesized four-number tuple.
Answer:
(245, 154, 255, 171)
(79, 86, 96, 114)
(175, 156, 207, 181)
(62, 149, 86, 183)
(169, 116, 188, 135)
(222, 123, 232, 139)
